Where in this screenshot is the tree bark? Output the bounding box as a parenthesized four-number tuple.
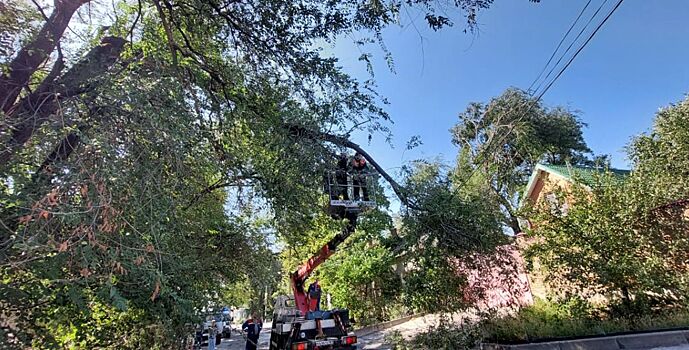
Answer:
(0, 0, 91, 113)
(35, 130, 81, 176)
(0, 36, 126, 166)
(490, 183, 521, 235)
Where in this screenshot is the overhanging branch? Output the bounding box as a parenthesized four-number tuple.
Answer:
(286, 124, 411, 207)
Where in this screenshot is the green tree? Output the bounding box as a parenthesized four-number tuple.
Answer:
(526, 95, 689, 315)
(526, 173, 689, 314)
(451, 88, 591, 234)
(398, 161, 505, 313)
(0, 0, 537, 347)
(630, 96, 689, 202)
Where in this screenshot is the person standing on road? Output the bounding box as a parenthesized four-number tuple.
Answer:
(242, 314, 262, 350)
(207, 320, 218, 350)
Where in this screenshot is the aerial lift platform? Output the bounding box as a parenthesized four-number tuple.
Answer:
(269, 172, 377, 350)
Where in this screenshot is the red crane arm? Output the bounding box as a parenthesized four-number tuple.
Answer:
(290, 212, 357, 315)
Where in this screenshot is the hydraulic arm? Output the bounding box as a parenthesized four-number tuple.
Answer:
(290, 210, 358, 315)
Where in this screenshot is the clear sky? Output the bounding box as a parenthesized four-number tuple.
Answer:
(327, 0, 689, 176)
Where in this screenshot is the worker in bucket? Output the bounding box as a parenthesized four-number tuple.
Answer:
(335, 152, 350, 200)
(241, 313, 262, 350)
(351, 152, 369, 201)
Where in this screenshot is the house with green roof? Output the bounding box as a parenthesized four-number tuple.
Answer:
(517, 163, 630, 299)
(521, 163, 630, 209)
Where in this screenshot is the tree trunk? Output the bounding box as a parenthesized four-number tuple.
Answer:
(0, 36, 126, 166)
(0, 0, 91, 113)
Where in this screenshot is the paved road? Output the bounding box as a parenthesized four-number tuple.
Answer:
(213, 315, 441, 350)
(212, 316, 689, 350)
(214, 321, 394, 350)
(217, 324, 271, 350)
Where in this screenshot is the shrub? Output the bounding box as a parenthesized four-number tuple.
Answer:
(480, 299, 689, 344)
(386, 321, 482, 350)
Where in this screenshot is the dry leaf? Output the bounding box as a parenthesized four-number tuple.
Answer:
(150, 280, 160, 302)
(113, 261, 127, 275)
(145, 244, 154, 253)
(18, 215, 32, 224)
(46, 189, 59, 206)
(39, 210, 50, 220)
(58, 241, 69, 252)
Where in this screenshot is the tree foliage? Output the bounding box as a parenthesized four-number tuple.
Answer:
(526, 95, 689, 315)
(451, 88, 592, 234)
(0, 0, 521, 347)
(397, 161, 506, 313)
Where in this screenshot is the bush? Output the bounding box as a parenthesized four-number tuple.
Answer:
(386, 321, 482, 350)
(480, 299, 689, 344)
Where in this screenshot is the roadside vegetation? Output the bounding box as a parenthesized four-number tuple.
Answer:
(480, 299, 689, 344)
(388, 95, 689, 349)
(3, 0, 688, 348)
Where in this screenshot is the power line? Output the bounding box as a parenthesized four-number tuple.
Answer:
(535, 0, 624, 100)
(527, 0, 593, 93)
(531, 0, 611, 97)
(455, 0, 625, 195)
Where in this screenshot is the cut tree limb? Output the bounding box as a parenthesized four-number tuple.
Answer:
(286, 124, 411, 207)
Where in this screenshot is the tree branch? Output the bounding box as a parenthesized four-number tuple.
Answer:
(183, 174, 261, 211)
(285, 124, 410, 207)
(0, 36, 127, 167)
(0, 0, 91, 113)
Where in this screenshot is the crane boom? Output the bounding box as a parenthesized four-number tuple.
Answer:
(290, 210, 358, 315)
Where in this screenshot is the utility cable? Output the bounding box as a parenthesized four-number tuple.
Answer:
(531, 0, 611, 97)
(535, 0, 624, 100)
(527, 0, 593, 93)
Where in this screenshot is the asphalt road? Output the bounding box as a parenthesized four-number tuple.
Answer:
(216, 325, 270, 350)
(214, 321, 391, 350)
(212, 317, 689, 350)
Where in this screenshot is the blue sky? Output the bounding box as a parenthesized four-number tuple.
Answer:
(327, 0, 689, 175)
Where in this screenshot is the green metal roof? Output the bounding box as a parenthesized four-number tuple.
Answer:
(521, 163, 630, 208)
(538, 163, 630, 187)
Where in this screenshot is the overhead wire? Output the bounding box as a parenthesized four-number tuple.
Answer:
(535, 0, 625, 100)
(531, 0, 611, 97)
(527, 0, 593, 93)
(453, 0, 625, 196)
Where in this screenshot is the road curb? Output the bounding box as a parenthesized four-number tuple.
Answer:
(481, 329, 689, 350)
(355, 314, 419, 337)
